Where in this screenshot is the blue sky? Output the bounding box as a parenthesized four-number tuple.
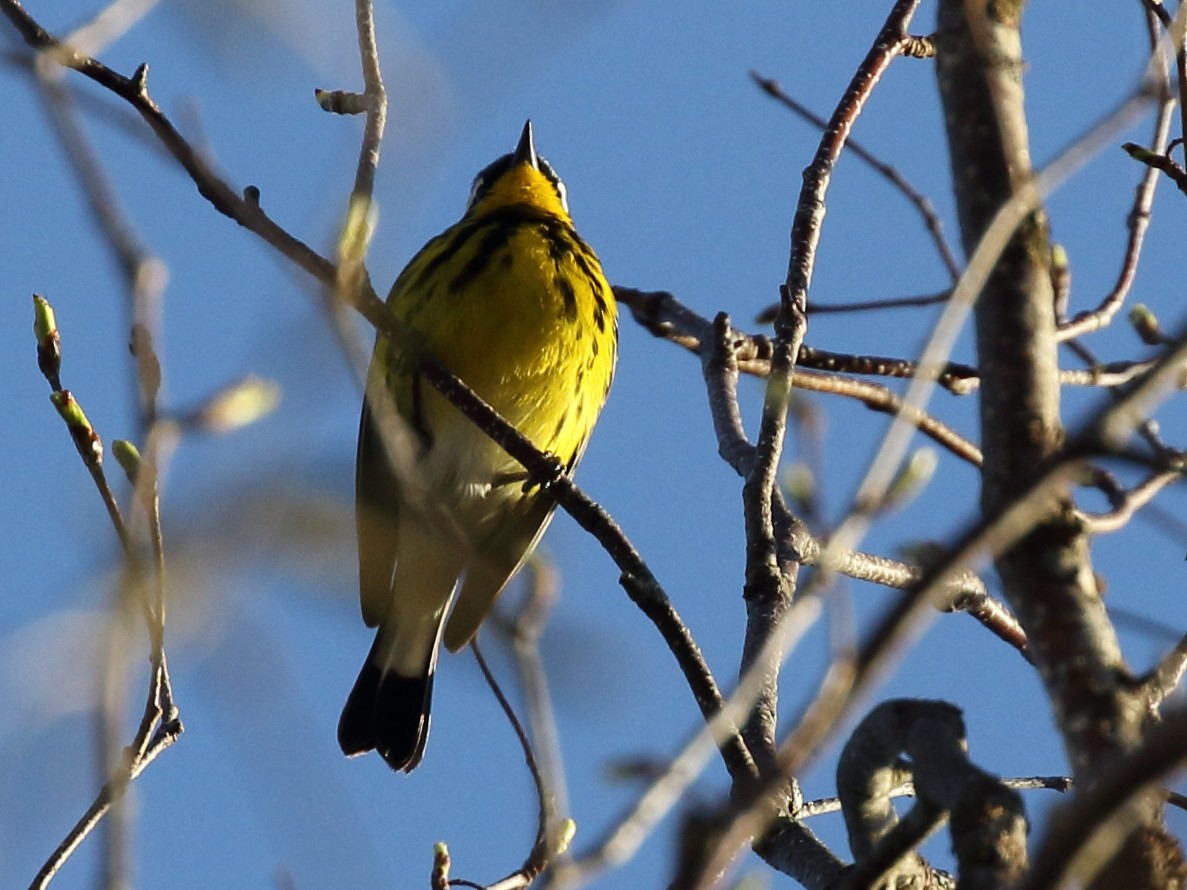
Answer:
(3, 1, 1186, 887)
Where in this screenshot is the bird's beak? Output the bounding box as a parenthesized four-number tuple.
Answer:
(514, 120, 539, 170)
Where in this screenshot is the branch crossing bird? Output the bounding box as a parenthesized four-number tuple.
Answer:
(338, 121, 618, 772)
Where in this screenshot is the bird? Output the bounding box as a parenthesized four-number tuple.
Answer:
(338, 121, 618, 772)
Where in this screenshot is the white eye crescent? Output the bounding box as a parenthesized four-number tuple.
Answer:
(542, 160, 570, 214)
(466, 174, 485, 212)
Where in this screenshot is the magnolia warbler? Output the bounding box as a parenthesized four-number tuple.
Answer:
(339, 121, 618, 772)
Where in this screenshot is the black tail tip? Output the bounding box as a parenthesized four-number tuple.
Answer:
(338, 661, 381, 757)
(338, 662, 435, 773)
(375, 672, 434, 773)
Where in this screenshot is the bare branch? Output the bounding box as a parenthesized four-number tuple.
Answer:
(348, 0, 386, 201)
(691, 304, 1187, 889)
(750, 69, 960, 282)
(1077, 470, 1182, 534)
(798, 289, 951, 315)
(1, 0, 335, 285)
(492, 559, 573, 870)
(690, 2, 930, 886)
(1019, 709, 1187, 890)
(1057, 7, 1176, 342)
(467, 640, 551, 890)
(617, 287, 984, 465)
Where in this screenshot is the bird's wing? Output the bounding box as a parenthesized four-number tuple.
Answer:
(355, 396, 403, 628)
(443, 493, 557, 652)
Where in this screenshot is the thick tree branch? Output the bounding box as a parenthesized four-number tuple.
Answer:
(937, 0, 1136, 773)
(690, 306, 1187, 890)
(1019, 709, 1187, 890)
(936, 1, 1184, 881)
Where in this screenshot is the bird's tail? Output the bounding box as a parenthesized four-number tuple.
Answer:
(339, 517, 461, 772)
(338, 633, 436, 772)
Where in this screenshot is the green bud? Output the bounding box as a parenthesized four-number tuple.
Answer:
(882, 448, 937, 513)
(782, 463, 816, 506)
(112, 439, 142, 483)
(32, 294, 62, 387)
(554, 818, 577, 856)
(1122, 142, 1157, 164)
(33, 294, 57, 343)
(1129, 303, 1164, 345)
(50, 389, 90, 429)
(196, 375, 280, 433)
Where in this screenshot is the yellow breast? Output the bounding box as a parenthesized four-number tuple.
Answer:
(378, 185, 617, 502)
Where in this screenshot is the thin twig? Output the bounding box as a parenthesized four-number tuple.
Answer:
(741, 300, 806, 772)
(29, 5, 179, 878)
(799, 774, 1074, 818)
(794, 290, 951, 316)
(691, 3, 927, 887)
(498, 559, 573, 866)
(1137, 0, 1187, 174)
(29, 716, 181, 890)
(0, 1, 764, 788)
(793, 535, 1029, 658)
(1077, 470, 1182, 534)
(1057, 6, 1176, 342)
(469, 639, 549, 890)
(797, 345, 979, 395)
(699, 312, 1187, 887)
(616, 287, 984, 466)
(750, 71, 960, 282)
(797, 371, 984, 465)
(349, 0, 386, 200)
(650, 287, 1180, 397)
(29, 319, 182, 890)
(698, 315, 812, 800)
(1, 0, 335, 286)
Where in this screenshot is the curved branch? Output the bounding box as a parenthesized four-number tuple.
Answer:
(1, 0, 335, 286)
(836, 699, 1027, 889)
